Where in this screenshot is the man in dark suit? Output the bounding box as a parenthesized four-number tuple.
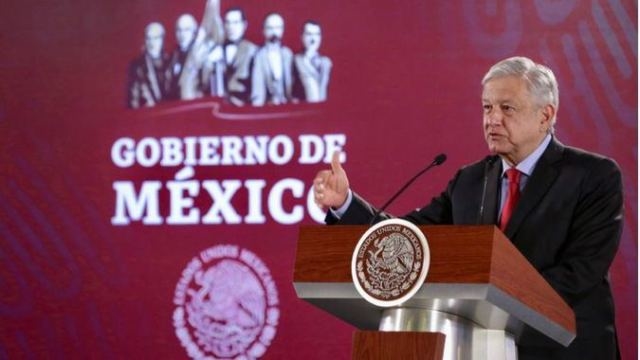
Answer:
(292, 20, 332, 103)
(167, 13, 198, 100)
(312, 56, 622, 360)
(127, 22, 171, 109)
(211, 7, 258, 106)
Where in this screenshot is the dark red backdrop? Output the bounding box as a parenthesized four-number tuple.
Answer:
(0, 0, 636, 359)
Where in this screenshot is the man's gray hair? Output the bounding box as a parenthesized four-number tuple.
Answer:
(482, 56, 559, 133)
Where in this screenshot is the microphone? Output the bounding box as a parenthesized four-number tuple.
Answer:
(477, 156, 498, 224)
(369, 153, 447, 225)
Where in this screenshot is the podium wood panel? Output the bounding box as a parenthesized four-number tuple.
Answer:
(352, 331, 445, 360)
(294, 225, 575, 345)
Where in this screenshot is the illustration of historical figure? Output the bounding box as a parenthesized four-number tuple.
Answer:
(179, 0, 224, 100)
(167, 14, 198, 100)
(292, 21, 332, 103)
(126, 2, 334, 109)
(250, 13, 293, 106)
(127, 22, 171, 108)
(205, 7, 258, 106)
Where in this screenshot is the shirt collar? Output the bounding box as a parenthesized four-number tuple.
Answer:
(501, 134, 552, 177)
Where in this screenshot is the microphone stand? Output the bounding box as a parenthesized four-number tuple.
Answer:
(369, 154, 447, 226)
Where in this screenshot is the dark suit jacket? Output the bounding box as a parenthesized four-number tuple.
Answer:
(126, 53, 171, 109)
(328, 138, 623, 359)
(223, 39, 258, 106)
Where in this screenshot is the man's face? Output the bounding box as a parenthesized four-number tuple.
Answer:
(224, 10, 247, 42)
(145, 23, 164, 58)
(302, 23, 321, 53)
(175, 15, 196, 51)
(263, 14, 284, 43)
(482, 76, 552, 165)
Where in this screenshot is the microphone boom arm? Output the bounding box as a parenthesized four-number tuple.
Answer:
(370, 153, 447, 225)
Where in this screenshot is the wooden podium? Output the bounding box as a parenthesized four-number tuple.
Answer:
(293, 225, 576, 360)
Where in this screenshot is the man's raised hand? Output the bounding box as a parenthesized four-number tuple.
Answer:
(312, 151, 349, 210)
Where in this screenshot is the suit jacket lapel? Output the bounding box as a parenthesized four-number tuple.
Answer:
(231, 41, 249, 70)
(504, 139, 564, 238)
